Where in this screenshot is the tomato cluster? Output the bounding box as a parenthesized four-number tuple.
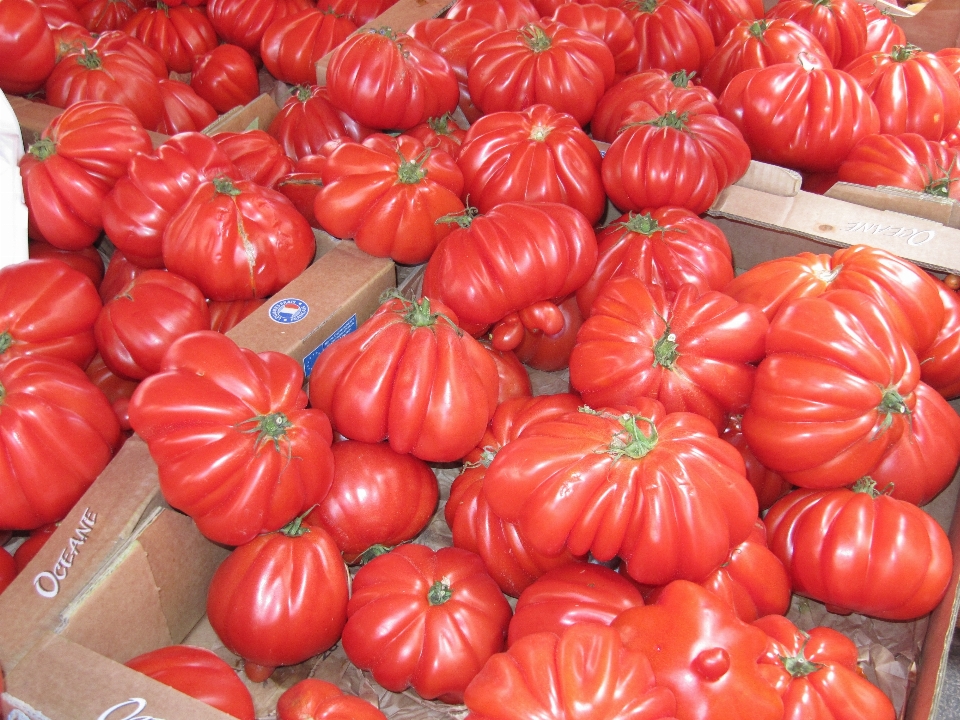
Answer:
(3, 0, 960, 716)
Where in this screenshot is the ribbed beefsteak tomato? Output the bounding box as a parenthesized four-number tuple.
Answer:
(276, 679, 386, 720)
(128, 331, 335, 546)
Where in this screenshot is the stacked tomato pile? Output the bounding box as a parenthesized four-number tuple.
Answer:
(4, 0, 960, 716)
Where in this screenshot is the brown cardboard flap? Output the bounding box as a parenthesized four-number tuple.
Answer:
(894, 0, 960, 51)
(733, 160, 803, 197)
(0, 437, 164, 672)
(315, 0, 457, 84)
(707, 184, 960, 275)
(203, 93, 282, 136)
(5, 634, 237, 720)
(825, 183, 960, 230)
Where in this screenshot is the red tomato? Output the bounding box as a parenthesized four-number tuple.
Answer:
(602, 86, 751, 214)
(861, 2, 906, 54)
(405, 113, 468, 160)
(483, 400, 759, 586)
(845, 44, 960, 141)
(275, 154, 327, 228)
(341, 544, 512, 703)
(622, 0, 716, 75)
(260, 7, 357, 86)
(325, 27, 460, 131)
(507, 563, 645, 647)
(121, 3, 218, 73)
(511, 294, 583, 372)
(685, 0, 764, 44)
(85, 352, 139, 432)
(208, 298, 265, 334)
(571, 279, 768, 432)
(125, 645, 256, 720)
(206, 0, 310, 55)
(456, 103, 606, 224)
(28, 241, 104, 291)
(0, 258, 101, 369)
(276, 678, 386, 720)
(445, 0, 539, 30)
(421, 201, 599, 337)
(466, 20, 616, 127)
(754, 614, 896, 720)
(765, 0, 867, 68)
(0, 355, 120, 531)
(742, 289, 960, 505)
(721, 414, 792, 512)
(575, 207, 735, 317)
(548, 2, 640, 78)
(318, 0, 399, 25)
(213, 129, 295, 188)
(837, 132, 960, 199)
(44, 43, 164, 131)
(90, 28, 168, 79)
(0, 547, 16, 594)
(206, 518, 350, 682)
(464, 622, 677, 720)
(99, 250, 147, 304)
(718, 59, 881, 173)
(20, 100, 152, 250)
(0, 0, 56, 94)
(95, 269, 211, 381)
(267, 85, 372, 161)
(722, 245, 944, 357)
(920, 277, 960, 399)
(190, 43, 260, 115)
(446, 393, 586, 596)
(13, 523, 58, 572)
(699, 18, 832, 98)
(156, 78, 218, 135)
(764, 481, 953, 620)
(307, 295, 500, 463)
(304, 439, 439, 564)
(128, 331, 335, 545)
(478, 341, 532, 402)
(103, 132, 240, 269)
(613, 580, 784, 720)
(76, 0, 145, 33)
(162, 177, 315, 302)
(313, 133, 466, 265)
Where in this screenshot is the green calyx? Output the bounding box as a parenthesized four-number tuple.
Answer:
(877, 385, 910, 430)
(427, 113, 454, 135)
(213, 176, 242, 196)
(748, 19, 769, 39)
(621, 212, 665, 236)
(779, 645, 823, 678)
(396, 147, 431, 185)
(670, 69, 697, 89)
(653, 326, 679, 368)
(640, 110, 689, 132)
(0, 330, 13, 355)
(279, 507, 315, 537)
(294, 84, 313, 102)
(436, 204, 479, 229)
(76, 47, 103, 69)
(519, 24, 552, 52)
(28, 138, 56, 162)
(924, 157, 959, 198)
(609, 413, 659, 459)
(239, 411, 294, 456)
(891, 43, 921, 62)
(356, 544, 392, 564)
(0, 380, 5, 406)
(428, 579, 453, 605)
(852, 476, 882, 496)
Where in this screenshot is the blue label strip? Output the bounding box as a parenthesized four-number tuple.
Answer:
(303, 314, 358, 378)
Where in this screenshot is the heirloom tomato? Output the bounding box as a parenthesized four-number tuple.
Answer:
(89, 29, 168, 78)
(405, 113, 468, 160)
(156, 78, 218, 135)
(920, 278, 960, 399)
(102, 132, 240, 269)
(341, 544, 512, 703)
(685, 0, 764, 44)
(260, 8, 358, 86)
(463, 623, 677, 720)
(77, 0, 146, 33)
(764, 480, 953, 620)
(206, 516, 349, 681)
(511, 295, 583, 372)
(121, 3, 218, 74)
(723, 244, 944, 355)
(213, 129, 295, 188)
(277, 679, 386, 720)
(305, 439, 439, 564)
(128, 331, 335, 546)
(0, 354, 120, 531)
(99, 251, 145, 305)
(602, 86, 751, 214)
(325, 27, 459, 131)
(506, 563, 645, 647)
(862, 2, 906, 53)
(0, 258, 101, 369)
(421, 201, 598, 338)
(446, 393, 585, 596)
(125, 645, 256, 720)
(206, 0, 310, 55)
(754, 614, 896, 720)
(445, 0, 539, 30)
(95, 269, 211, 381)
(621, 0, 716, 75)
(0, 0, 56, 95)
(721, 414, 792, 511)
(162, 177, 315, 302)
(267, 85, 372, 161)
(319, 0, 399, 26)
(575, 208, 735, 317)
(837, 132, 960, 200)
(207, 298, 265, 334)
(190, 43, 260, 114)
(613, 580, 784, 720)
(313, 133, 465, 265)
(308, 295, 500, 463)
(742, 289, 960, 504)
(466, 20, 615, 127)
(456, 103, 606, 224)
(483, 400, 758, 586)
(718, 59, 880, 174)
(845, 43, 960, 141)
(478, 341, 532, 402)
(547, 3, 640, 78)
(699, 18, 832, 97)
(27, 241, 104, 290)
(569, 278, 768, 432)
(276, 154, 328, 229)
(85, 352, 139, 432)
(765, 0, 867, 68)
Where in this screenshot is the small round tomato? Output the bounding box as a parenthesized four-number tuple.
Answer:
(190, 43, 260, 115)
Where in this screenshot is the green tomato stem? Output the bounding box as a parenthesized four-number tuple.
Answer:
(428, 579, 453, 605)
